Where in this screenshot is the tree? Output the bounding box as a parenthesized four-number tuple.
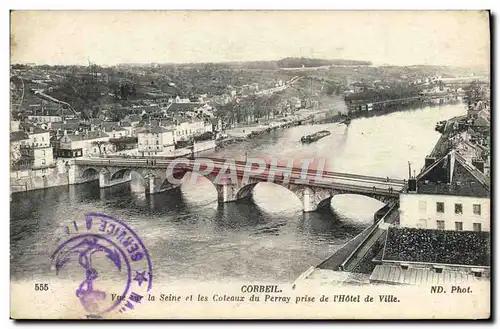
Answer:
(91, 141, 108, 155)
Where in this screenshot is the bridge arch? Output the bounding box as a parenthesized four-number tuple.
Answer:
(81, 167, 100, 180)
(158, 169, 220, 195)
(234, 181, 303, 212)
(110, 168, 133, 181)
(330, 193, 390, 223)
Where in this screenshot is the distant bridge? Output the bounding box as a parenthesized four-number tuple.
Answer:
(72, 157, 405, 213)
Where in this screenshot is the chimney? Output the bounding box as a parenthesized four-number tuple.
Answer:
(407, 178, 417, 193)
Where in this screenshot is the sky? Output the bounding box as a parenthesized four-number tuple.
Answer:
(10, 10, 490, 67)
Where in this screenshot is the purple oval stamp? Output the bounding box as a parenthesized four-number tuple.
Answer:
(51, 212, 153, 317)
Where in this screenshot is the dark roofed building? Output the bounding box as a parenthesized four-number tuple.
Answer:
(399, 149, 490, 232)
(416, 150, 490, 198)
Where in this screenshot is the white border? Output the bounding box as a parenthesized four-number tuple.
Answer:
(2, 1, 497, 328)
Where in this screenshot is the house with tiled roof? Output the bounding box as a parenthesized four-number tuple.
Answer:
(400, 150, 490, 233)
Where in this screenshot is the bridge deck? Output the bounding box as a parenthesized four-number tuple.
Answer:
(75, 157, 405, 194)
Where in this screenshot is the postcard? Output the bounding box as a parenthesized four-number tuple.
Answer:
(10, 10, 491, 319)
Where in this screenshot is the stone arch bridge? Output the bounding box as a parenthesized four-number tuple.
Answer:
(73, 157, 405, 213)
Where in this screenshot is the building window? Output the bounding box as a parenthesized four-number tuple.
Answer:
(156, 140, 159, 145)
(455, 222, 463, 231)
(41, 159, 46, 165)
(473, 204, 481, 215)
(436, 202, 445, 213)
(418, 201, 427, 213)
(473, 223, 482, 232)
(454, 203, 463, 215)
(436, 220, 445, 230)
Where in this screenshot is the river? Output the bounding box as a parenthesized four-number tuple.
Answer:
(10, 102, 466, 284)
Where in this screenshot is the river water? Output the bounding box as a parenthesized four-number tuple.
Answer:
(11, 102, 466, 284)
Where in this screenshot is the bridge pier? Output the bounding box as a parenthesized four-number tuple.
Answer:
(302, 188, 316, 212)
(144, 174, 176, 195)
(215, 184, 238, 203)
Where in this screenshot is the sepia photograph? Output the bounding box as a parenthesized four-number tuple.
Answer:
(9, 10, 491, 319)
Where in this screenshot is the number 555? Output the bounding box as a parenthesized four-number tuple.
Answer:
(35, 283, 49, 291)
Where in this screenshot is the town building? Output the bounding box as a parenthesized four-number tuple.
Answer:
(57, 131, 110, 158)
(102, 122, 129, 138)
(173, 117, 206, 142)
(368, 150, 491, 285)
(137, 126, 175, 156)
(400, 150, 490, 232)
(27, 105, 76, 123)
(18, 123, 54, 168)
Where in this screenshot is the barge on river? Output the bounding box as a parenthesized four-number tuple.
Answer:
(301, 130, 331, 143)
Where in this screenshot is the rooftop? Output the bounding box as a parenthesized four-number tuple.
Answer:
(167, 103, 204, 112)
(61, 131, 109, 141)
(382, 227, 490, 267)
(137, 126, 172, 134)
(102, 122, 126, 132)
(20, 123, 49, 135)
(417, 150, 490, 197)
(10, 131, 29, 142)
(370, 264, 489, 285)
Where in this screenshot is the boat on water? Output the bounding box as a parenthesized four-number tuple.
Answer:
(301, 130, 331, 143)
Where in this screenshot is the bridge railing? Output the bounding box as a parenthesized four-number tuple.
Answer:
(76, 156, 406, 184)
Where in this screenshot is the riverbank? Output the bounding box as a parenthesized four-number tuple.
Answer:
(214, 106, 334, 148)
(429, 115, 467, 158)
